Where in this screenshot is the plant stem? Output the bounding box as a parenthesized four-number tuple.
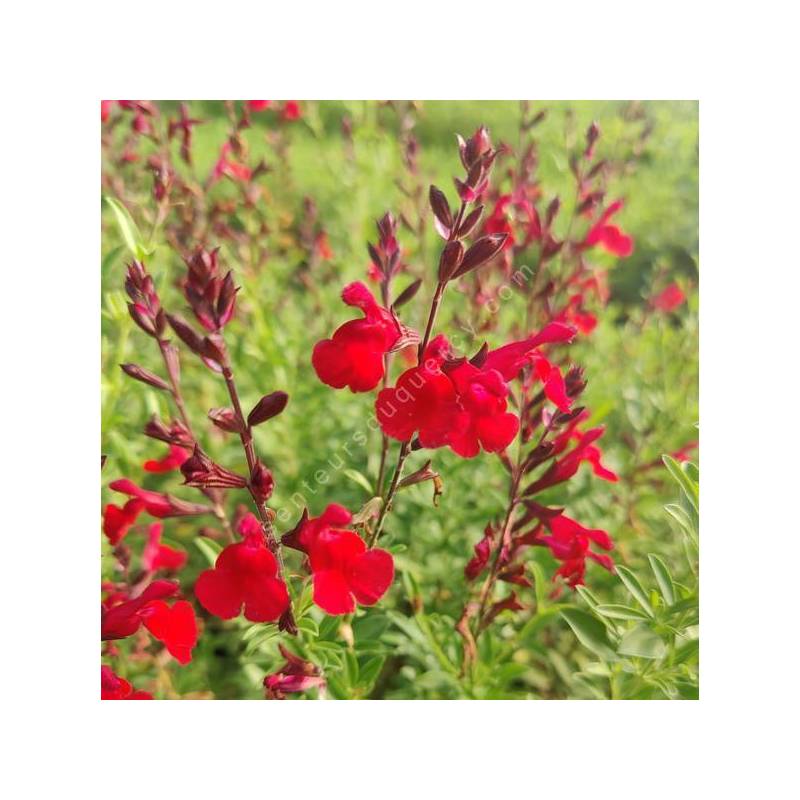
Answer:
(156, 338, 234, 539)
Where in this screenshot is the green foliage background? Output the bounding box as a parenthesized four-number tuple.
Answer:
(101, 100, 698, 699)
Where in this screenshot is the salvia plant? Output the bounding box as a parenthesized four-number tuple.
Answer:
(101, 100, 698, 699)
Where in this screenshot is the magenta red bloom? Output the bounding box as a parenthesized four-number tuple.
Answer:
(195, 514, 289, 623)
(376, 324, 576, 458)
(312, 282, 404, 392)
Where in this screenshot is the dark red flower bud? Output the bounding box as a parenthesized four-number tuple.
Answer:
(180, 446, 248, 489)
(438, 240, 465, 282)
(546, 197, 561, 228)
(120, 363, 170, 391)
(392, 278, 422, 309)
(429, 185, 453, 230)
(452, 234, 508, 278)
(128, 303, 157, 337)
(250, 461, 275, 502)
(166, 313, 206, 357)
(457, 204, 484, 238)
(248, 391, 289, 427)
(143, 416, 193, 447)
(208, 407, 243, 433)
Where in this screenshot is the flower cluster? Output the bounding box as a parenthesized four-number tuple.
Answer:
(283, 504, 394, 615)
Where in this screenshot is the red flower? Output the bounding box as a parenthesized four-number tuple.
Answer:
(282, 503, 352, 554)
(108, 478, 210, 518)
(211, 142, 252, 184)
(529, 511, 614, 588)
(445, 360, 520, 457)
(483, 322, 576, 380)
(139, 600, 198, 664)
(312, 282, 403, 392)
(583, 200, 633, 257)
(101, 666, 152, 700)
(103, 498, 144, 545)
(527, 422, 618, 494)
(484, 196, 516, 249)
(650, 282, 686, 312)
(465, 524, 496, 580)
(263, 644, 326, 699)
(101, 100, 115, 123)
(309, 529, 394, 615)
(108, 479, 173, 517)
(142, 522, 188, 573)
(143, 444, 191, 473)
(376, 335, 459, 447)
(282, 101, 301, 121)
(101, 579, 179, 640)
(484, 322, 576, 413)
(247, 100, 272, 112)
(195, 513, 289, 622)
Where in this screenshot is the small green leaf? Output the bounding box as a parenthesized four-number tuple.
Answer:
(358, 656, 385, 692)
(617, 625, 667, 660)
(616, 565, 655, 617)
(662, 454, 699, 513)
(343, 468, 374, 495)
(594, 604, 651, 621)
(647, 554, 675, 605)
(561, 609, 617, 661)
(194, 537, 222, 567)
(297, 617, 319, 637)
(104, 196, 154, 260)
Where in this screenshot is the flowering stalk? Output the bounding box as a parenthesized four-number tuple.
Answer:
(368, 129, 509, 545)
(167, 247, 297, 633)
(122, 260, 231, 536)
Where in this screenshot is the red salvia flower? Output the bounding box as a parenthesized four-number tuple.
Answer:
(143, 444, 191, 473)
(263, 644, 326, 699)
(103, 498, 144, 545)
(376, 335, 459, 447)
(142, 522, 188, 573)
(465, 524, 496, 581)
(101, 100, 115, 123)
(282, 101, 301, 121)
(101, 579, 179, 640)
(309, 528, 394, 615)
(109, 478, 207, 518)
(139, 599, 198, 664)
(282, 503, 352, 554)
(650, 282, 686, 312)
(582, 199, 634, 257)
(247, 100, 272, 112)
(211, 142, 252, 184)
(528, 511, 614, 588)
(101, 666, 152, 700)
(194, 513, 289, 622)
(445, 360, 520, 457)
(312, 281, 404, 392)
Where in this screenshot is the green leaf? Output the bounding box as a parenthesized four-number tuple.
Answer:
(617, 625, 667, 660)
(358, 656, 385, 692)
(616, 565, 655, 617)
(297, 617, 319, 637)
(194, 537, 222, 567)
(648, 554, 675, 605)
(343, 468, 374, 495)
(594, 604, 651, 621)
(104, 196, 154, 260)
(561, 609, 617, 661)
(662, 454, 699, 513)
